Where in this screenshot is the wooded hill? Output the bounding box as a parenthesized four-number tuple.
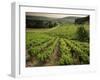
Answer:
(26, 15, 89, 28)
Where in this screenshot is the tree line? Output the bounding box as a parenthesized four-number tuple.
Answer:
(26, 19, 58, 28)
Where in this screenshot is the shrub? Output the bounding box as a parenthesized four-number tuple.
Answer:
(76, 26, 89, 42)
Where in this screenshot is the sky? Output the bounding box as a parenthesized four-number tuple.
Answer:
(26, 12, 88, 18)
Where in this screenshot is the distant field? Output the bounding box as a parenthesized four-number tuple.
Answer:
(26, 23, 89, 67)
(26, 25, 61, 32)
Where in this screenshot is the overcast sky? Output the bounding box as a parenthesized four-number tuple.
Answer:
(26, 12, 88, 18)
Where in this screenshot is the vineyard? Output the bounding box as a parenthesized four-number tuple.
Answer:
(26, 23, 89, 67)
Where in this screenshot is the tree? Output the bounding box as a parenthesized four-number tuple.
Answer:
(76, 26, 89, 42)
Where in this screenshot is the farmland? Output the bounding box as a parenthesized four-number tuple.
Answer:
(26, 23, 89, 67)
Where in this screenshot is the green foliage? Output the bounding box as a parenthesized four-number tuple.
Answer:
(36, 38, 59, 62)
(28, 37, 55, 57)
(26, 19, 58, 28)
(59, 54, 73, 65)
(47, 24, 78, 39)
(65, 39, 89, 64)
(26, 23, 89, 66)
(76, 26, 89, 42)
(59, 39, 73, 65)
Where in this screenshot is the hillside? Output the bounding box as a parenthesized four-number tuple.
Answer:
(26, 15, 89, 28)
